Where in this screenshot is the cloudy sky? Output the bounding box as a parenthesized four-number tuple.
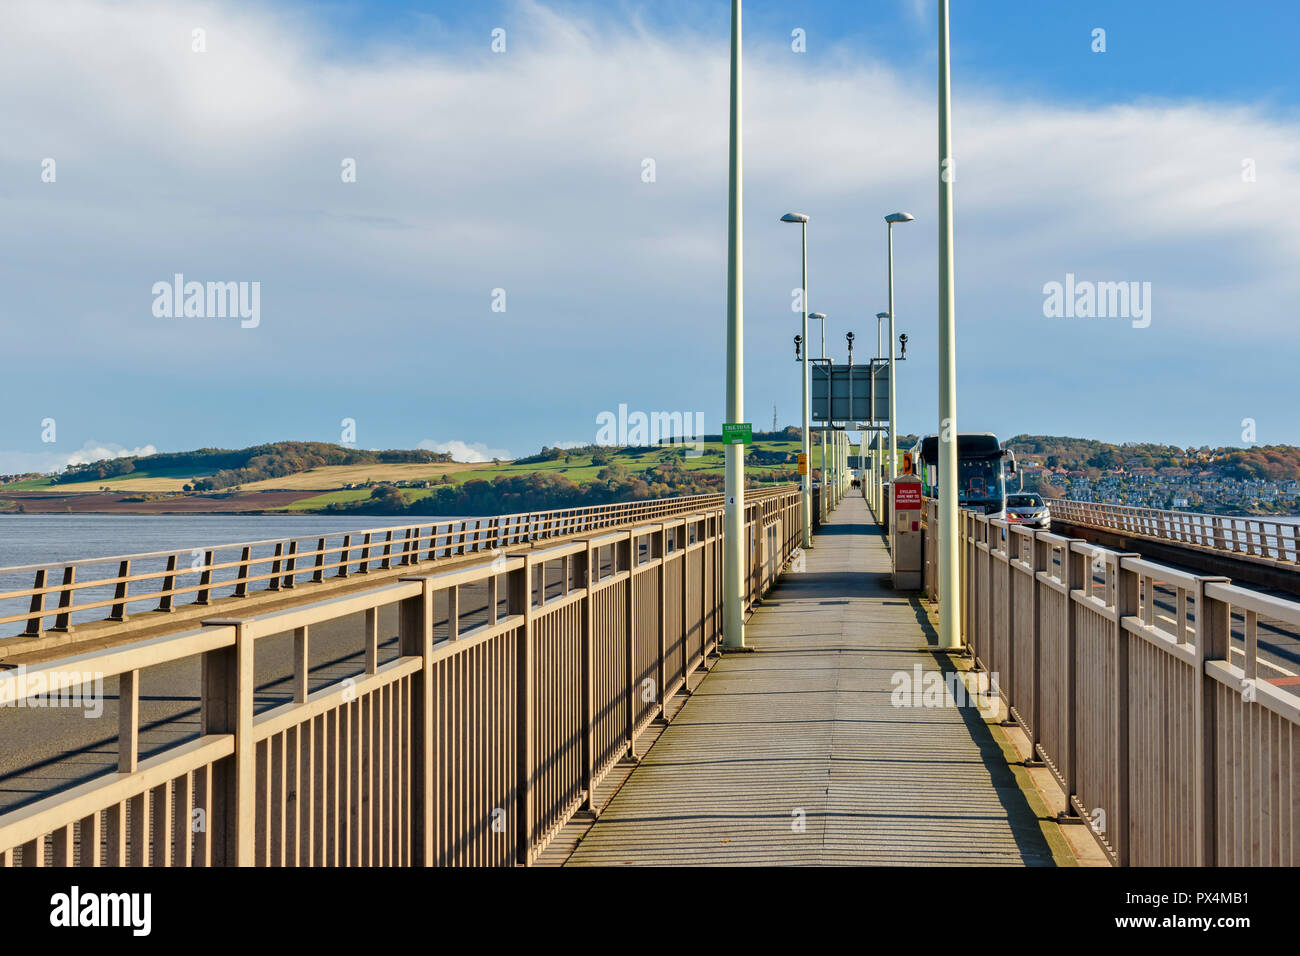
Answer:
(2, 0, 1297, 471)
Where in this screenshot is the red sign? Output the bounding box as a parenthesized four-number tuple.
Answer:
(893, 481, 923, 511)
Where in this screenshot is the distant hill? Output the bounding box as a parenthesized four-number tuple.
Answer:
(1003, 435, 1300, 481)
(53, 441, 453, 491)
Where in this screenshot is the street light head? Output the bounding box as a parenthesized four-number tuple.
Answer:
(809, 312, 826, 321)
(885, 212, 915, 224)
(780, 212, 810, 223)
(875, 312, 889, 320)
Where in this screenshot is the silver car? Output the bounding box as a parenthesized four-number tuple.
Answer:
(1006, 492, 1050, 530)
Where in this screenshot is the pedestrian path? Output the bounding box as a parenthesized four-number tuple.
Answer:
(566, 494, 1064, 866)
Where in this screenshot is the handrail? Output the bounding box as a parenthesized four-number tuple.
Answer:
(1048, 498, 1300, 564)
(0, 486, 795, 639)
(0, 486, 806, 867)
(936, 504, 1300, 866)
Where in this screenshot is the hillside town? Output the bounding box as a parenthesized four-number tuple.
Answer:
(1017, 453, 1300, 515)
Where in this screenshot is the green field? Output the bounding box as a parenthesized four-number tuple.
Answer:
(3, 438, 866, 514)
(275, 439, 852, 512)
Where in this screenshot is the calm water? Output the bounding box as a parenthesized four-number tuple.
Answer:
(0, 513, 457, 570)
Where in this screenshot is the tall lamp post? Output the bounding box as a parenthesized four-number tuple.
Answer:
(723, 0, 744, 649)
(885, 212, 914, 491)
(846, 331, 855, 505)
(873, 311, 888, 513)
(937, 0, 959, 650)
(809, 310, 827, 517)
(780, 212, 811, 549)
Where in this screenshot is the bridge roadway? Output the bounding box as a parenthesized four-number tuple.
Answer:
(565, 495, 1071, 866)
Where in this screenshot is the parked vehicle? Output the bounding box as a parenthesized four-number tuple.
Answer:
(1005, 492, 1050, 530)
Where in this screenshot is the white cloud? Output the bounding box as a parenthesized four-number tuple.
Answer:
(0, 0, 1297, 448)
(0, 441, 158, 476)
(418, 440, 512, 463)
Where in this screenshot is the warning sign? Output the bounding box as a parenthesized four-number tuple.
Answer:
(893, 481, 922, 511)
(797, 453, 808, 476)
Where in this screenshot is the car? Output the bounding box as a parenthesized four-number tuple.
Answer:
(1006, 492, 1050, 530)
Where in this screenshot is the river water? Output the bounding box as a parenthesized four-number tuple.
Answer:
(0, 513, 460, 633)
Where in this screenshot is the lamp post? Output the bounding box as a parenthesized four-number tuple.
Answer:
(723, 0, 744, 649)
(780, 212, 811, 549)
(873, 311, 888, 514)
(809, 311, 827, 517)
(885, 212, 914, 493)
(937, 0, 959, 650)
(845, 330, 855, 507)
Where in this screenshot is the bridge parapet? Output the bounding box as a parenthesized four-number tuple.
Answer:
(0, 488, 803, 867)
(0, 488, 796, 660)
(1050, 499, 1300, 566)
(923, 504, 1300, 866)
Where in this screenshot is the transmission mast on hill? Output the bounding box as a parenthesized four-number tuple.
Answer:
(772, 404, 778, 433)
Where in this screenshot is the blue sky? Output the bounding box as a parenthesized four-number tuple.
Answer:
(301, 0, 1300, 109)
(2, 0, 1299, 471)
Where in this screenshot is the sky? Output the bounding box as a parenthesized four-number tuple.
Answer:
(2, 0, 1298, 471)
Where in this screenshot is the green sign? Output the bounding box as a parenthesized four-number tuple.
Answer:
(722, 423, 752, 445)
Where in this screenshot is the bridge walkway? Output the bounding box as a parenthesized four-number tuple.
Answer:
(565, 494, 1070, 866)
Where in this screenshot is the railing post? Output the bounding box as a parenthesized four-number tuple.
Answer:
(1062, 539, 1088, 817)
(200, 618, 255, 867)
(338, 534, 352, 577)
(1001, 526, 1017, 724)
(1112, 553, 1140, 865)
(155, 556, 178, 612)
(277, 542, 294, 590)
(1192, 575, 1231, 867)
(313, 537, 328, 580)
(1028, 532, 1047, 757)
(119, 668, 140, 774)
(48, 565, 76, 632)
(656, 527, 667, 717)
(24, 568, 47, 636)
(233, 547, 251, 597)
(580, 543, 596, 812)
(624, 534, 637, 759)
(196, 551, 215, 604)
(268, 543, 284, 592)
(398, 581, 433, 866)
(109, 559, 131, 621)
(511, 556, 535, 865)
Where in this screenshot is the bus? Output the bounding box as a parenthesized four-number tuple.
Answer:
(908, 433, 1016, 517)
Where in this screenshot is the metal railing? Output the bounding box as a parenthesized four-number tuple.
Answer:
(923, 501, 1299, 866)
(0, 490, 794, 642)
(1049, 499, 1300, 564)
(0, 488, 802, 866)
